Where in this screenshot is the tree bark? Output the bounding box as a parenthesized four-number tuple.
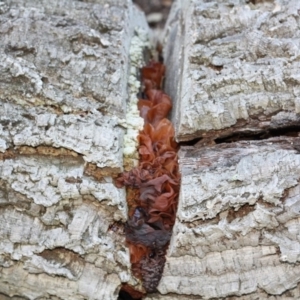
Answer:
(0, 0, 149, 299)
(2, 0, 300, 299)
(156, 137, 300, 298)
(163, 0, 300, 142)
(154, 0, 300, 298)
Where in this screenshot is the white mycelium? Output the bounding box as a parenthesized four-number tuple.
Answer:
(123, 28, 150, 169)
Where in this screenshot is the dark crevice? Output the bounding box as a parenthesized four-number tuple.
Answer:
(117, 59, 179, 298)
(177, 126, 300, 150)
(226, 203, 256, 223)
(246, 0, 274, 4)
(118, 2, 177, 299)
(215, 126, 300, 144)
(179, 137, 203, 146)
(208, 63, 223, 71)
(177, 126, 300, 147)
(118, 284, 144, 300)
(118, 290, 136, 300)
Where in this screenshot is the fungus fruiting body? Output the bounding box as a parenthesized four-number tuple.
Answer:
(117, 61, 180, 293)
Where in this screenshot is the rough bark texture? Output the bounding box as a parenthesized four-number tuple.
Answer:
(156, 137, 300, 298)
(0, 0, 149, 299)
(2, 0, 300, 299)
(163, 0, 300, 142)
(146, 285, 300, 300)
(153, 1, 300, 298)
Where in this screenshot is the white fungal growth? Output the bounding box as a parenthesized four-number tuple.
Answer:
(124, 28, 150, 169)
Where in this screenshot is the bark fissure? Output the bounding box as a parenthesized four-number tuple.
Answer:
(117, 60, 180, 298)
(2, 0, 300, 299)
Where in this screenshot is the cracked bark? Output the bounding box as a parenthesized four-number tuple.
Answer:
(151, 0, 300, 299)
(163, 0, 300, 142)
(0, 0, 150, 299)
(2, 0, 300, 299)
(147, 137, 300, 299)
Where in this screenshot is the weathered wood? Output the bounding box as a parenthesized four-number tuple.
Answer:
(146, 285, 300, 300)
(157, 137, 300, 298)
(0, 156, 130, 300)
(0, 0, 141, 115)
(2, 0, 300, 299)
(163, 0, 300, 142)
(0, 102, 124, 169)
(156, 0, 300, 298)
(0, 0, 150, 299)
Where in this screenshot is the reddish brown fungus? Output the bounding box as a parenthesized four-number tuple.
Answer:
(116, 60, 180, 293)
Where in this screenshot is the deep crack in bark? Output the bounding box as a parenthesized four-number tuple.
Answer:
(117, 59, 180, 298)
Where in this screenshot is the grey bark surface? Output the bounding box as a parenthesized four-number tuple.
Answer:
(145, 286, 300, 300)
(158, 0, 300, 299)
(157, 137, 300, 299)
(163, 0, 300, 142)
(157, 2, 300, 297)
(0, 0, 149, 299)
(2, 0, 300, 299)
